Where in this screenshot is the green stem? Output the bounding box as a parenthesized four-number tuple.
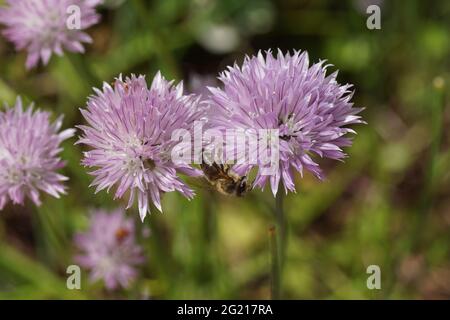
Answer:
(196, 191, 216, 284)
(269, 226, 279, 299)
(146, 210, 175, 296)
(412, 77, 446, 250)
(270, 191, 286, 299)
(275, 191, 287, 266)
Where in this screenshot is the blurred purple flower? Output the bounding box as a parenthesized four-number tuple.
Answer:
(208, 50, 364, 196)
(77, 73, 206, 221)
(0, 0, 102, 69)
(75, 208, 144, 290)
(0, 97, 74, 210)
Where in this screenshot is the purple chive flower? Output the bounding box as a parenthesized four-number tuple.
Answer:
(78, 73, 206, 221)
(75, 208, 144, 290)
(0, 0, 102, 69)
(208, 50, 364, 196)
(0, 97, 74, 210)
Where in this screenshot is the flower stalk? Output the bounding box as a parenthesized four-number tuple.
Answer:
(270, 191, 286, 300)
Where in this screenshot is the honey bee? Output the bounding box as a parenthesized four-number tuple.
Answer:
(200, 162, 251, 197)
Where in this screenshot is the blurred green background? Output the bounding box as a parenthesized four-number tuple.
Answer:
(0, 0, 449, 299)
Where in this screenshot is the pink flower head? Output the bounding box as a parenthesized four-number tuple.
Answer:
(75, 208, 144, 290)
(208, 50, 364, 196)
(0, 97, 74, 209)
(78, 73, 206, 220)
(0, 0, 102, 69)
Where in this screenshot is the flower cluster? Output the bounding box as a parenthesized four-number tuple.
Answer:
(74, 208, 144, 290)
(0, 46, 363, 222)
(77, 73, 207, 220)
(0, 0, 103, 69)
(207, 50, 364, 195)
(0, 98, 74, 210)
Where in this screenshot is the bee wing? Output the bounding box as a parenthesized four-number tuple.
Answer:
(184, 175, 217, 193)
